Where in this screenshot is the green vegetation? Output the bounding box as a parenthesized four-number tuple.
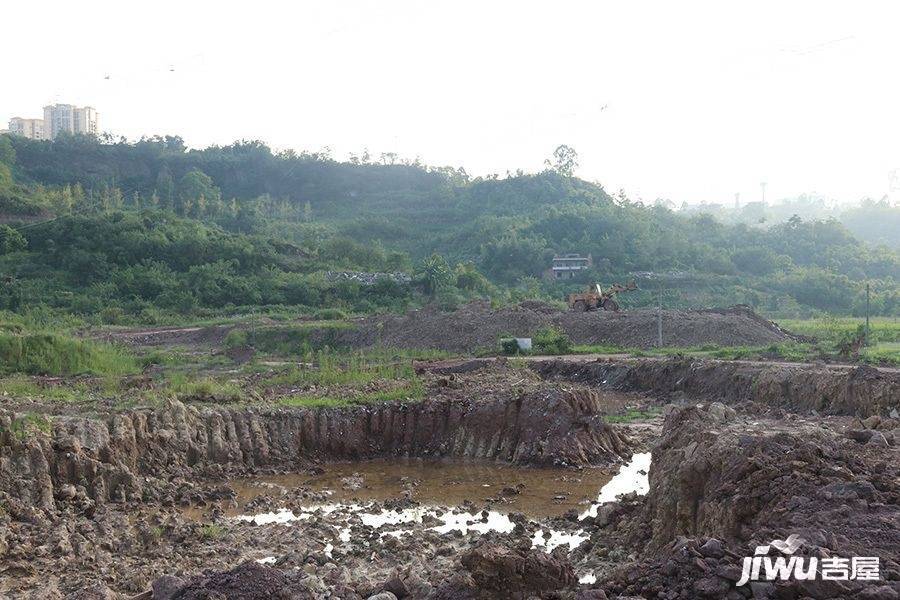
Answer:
(605, 408, 662, 423)
(776, 317, 900, 343)
(532, 326, 573, 355)
(244, 322, 356, 355)
(0, 413, 52, 440)
(199, 524, 226, 540)
(268, 351, 416, 387)
(0, 134, 894, 323)
(0, 333, 136, 376)
(279, 379, 425, 409)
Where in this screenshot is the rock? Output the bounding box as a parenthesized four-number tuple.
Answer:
(846, 430, 874, 443)
(699, 538, 725, 558)
(708, 402, 737, 422)
(891, 408, 899, 419)
(460, 542, 576, 595)
(57, 484, 78, 501)
(366, 594, 398, 600)
(151, 575, 185, 600)
(862, 415, 882, 429)
(868, 432, 890, 448)
(381, 574, 409, 598)
(594, 503, 617, 527)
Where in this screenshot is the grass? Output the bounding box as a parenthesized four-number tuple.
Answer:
(279, 378, 425, 408)
(244, 321, 357, 355)
(0, 376, 92, 402)
(605, 408, 662, 423)
(199, 523, 225, 540)
(0, 333, 137, 376)
(0, 412, 52, 439)
(777, 317, 900, 343)
(266, 351, 417, 387)
(164, 373, 244, 403)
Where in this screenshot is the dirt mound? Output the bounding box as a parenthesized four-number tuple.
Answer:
(345, 301, 798, 352)
(586, 404, 900, 599)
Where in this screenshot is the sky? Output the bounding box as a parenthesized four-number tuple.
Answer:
(3, 0, 900, 205)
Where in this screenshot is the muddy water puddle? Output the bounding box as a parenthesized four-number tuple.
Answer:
(220, 458, 625, 519)
(184, 454, 650, 569)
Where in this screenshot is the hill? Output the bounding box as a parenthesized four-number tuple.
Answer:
(0, 133, 897, 323)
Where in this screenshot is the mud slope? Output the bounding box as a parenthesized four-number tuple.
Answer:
(0, 389, 631, 509)
(533, 357, 900, 417)
(589, 404, 900, 599)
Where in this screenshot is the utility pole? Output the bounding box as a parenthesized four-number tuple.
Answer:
(865, 283, 871, 346)
(760, 181, 767, 205)
(657, 280, 663, 347)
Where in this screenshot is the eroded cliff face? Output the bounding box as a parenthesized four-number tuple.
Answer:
(0, 388, 631, 510)
(533, 358, 900, 417)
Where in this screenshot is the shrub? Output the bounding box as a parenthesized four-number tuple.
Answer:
(223, 329, 249, 348)
(500, 338, 522, 355)
(532, 326, 572, 355)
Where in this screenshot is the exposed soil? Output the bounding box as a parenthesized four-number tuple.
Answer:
(336, 302, 803, 352)
(94, 302, 802, 353)
(532, 356, 900, 417)
(2, 357, 900, 599)
(580, 403, 900, 599)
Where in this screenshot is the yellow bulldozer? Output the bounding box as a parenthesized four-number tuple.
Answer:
(567, 281, 637, 312)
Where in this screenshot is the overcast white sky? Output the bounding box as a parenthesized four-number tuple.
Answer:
(3, 1, 899, 205)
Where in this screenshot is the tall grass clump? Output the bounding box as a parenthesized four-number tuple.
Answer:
(0, 333, 137, 376)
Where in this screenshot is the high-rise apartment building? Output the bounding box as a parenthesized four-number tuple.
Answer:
(41, 104, 99, 139)
(73, 106, 99, 136)
(43, 104, 74, 139)
(7, 117, 45, 140)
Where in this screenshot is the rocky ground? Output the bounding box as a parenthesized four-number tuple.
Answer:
(1, 358, 899, 599)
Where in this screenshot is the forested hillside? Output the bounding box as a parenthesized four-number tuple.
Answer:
(1, 133, 897, 323)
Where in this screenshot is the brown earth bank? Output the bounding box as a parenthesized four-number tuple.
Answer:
(0, 387, 632, 512)
(532, 357, 900, 417)
(578, 403, 900, 600)
(95, 302, 801, 352)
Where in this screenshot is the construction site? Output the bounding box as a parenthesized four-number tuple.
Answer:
(1, 302, 898, 600)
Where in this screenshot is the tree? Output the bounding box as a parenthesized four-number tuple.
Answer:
(0, 135, 15, 167)
(0, 225, 26, 254)
(155, 165, 175, 210)
(416, 253, 452, 296)
(176, 169, 221, 217)
(545, 145, 579, 177)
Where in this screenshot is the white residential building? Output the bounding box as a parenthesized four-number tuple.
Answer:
(42, 104, 99, 139)
(74, 106, 99, 136)
(8, 117, 45, 140)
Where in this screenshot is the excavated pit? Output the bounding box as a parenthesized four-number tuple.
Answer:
(3, 357, 900, 599)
